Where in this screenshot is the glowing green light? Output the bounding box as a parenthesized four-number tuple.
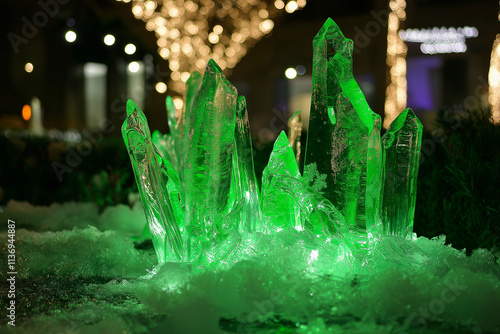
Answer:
(122, 18, 423, 265)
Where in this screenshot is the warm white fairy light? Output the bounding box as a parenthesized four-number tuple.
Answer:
(400, 26, 477, 55)
(104, 34, 116, 46)
(285, 1, 299, 13)
(116, 0, 307, 94)
(274, 0, 285, 9)
(25, 62, 34, 73)
(173, 97, 184, 109)
(155, 82, 167, 93)
(285, 67, 297, 79)
(125, 43, 137, 55)
(384, 0, 407, 128)
(489, 35, 500, 124)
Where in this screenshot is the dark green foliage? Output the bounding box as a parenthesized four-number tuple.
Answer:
(0, 133, 136, 209)
(414, 109, 500, 252)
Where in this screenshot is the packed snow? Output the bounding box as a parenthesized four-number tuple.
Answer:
(0, 200, 499, 334)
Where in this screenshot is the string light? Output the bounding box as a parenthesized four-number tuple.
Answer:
(173, 97, 184, 109)
(274, 0, 285, 9)
(489, 9, 500, 124)
(400, 26, 477, 55)
(384, 0, 407, 128)
(156, 82, 167, 93)
(115, 0, 307, 94)
(400, 26, 478, 43)
(489, 34, 500, 124)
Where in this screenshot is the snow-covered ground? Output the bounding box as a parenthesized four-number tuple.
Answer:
(1, 200, 499, 334)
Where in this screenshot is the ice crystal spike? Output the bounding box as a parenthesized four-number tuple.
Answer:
(305, 18, 383, 237)
(262, 132, 351, 242)
(381, 108, 423, 238)
(261, 131, 303, 232)
(287, 110, 302, 164)
(122, 100, 184, 263)
(183, 71, 203, 141)
(151, 130, 170, 162)
(165, 96, 181, 172)
(184, 59, 238, 243)
(233, 96, 261, 233)
(166, 95, 177, 137)
(178, 71, 203, 181)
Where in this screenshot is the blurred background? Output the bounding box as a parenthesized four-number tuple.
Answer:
(1, 0, 499, 251)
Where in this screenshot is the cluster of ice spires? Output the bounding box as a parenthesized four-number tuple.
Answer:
(122, 18, 423, 265)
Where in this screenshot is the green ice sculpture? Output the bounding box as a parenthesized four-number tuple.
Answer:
(122, 19, 423, 265)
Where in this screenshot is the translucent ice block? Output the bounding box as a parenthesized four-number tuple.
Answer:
(381, 108, 423, 238)
(122, 100, 184, 262)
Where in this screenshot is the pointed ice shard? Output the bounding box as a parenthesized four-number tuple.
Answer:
(287, 110, 303, 164)
(366, 116, 384, 235)
(262, 132, 352, 247)
(381, 108, 423, 238)
(166, 95, 177, 138)
(122, 100, 184, 263)
(162, 157, 185, 230)
(154, 97, 179, 169)
(305, 18, 384, 236)
(182, 71, 203, 145)
(178, 72, 203, 182)
(261, 131, 303, 232)
(232, 96, 261, 233)
(184, 60, 238, 243)
(152, 130, 176, 168)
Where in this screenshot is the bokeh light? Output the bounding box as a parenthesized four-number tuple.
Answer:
(285, 67, 297, 79)
(65, 31, 77, 43)
(125, 43, 137, 55)
(25, 63, 33, 73)
(104, 34, 116, 46)
(128, 61, 140, 73)
(22, 105, 31, 121)
(155, 82, 167, 94)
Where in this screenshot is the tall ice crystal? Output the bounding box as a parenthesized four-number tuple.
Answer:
(122, 100, 184, 263)
(305, 18, 384, 244)
(233, 96, 261, 234)
(381, 108, 423, 238)
(183, 59, 238, 245)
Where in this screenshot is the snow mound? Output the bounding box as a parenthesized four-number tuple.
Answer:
(0, 202, 499, 333)
(0, 200, 146, 236)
